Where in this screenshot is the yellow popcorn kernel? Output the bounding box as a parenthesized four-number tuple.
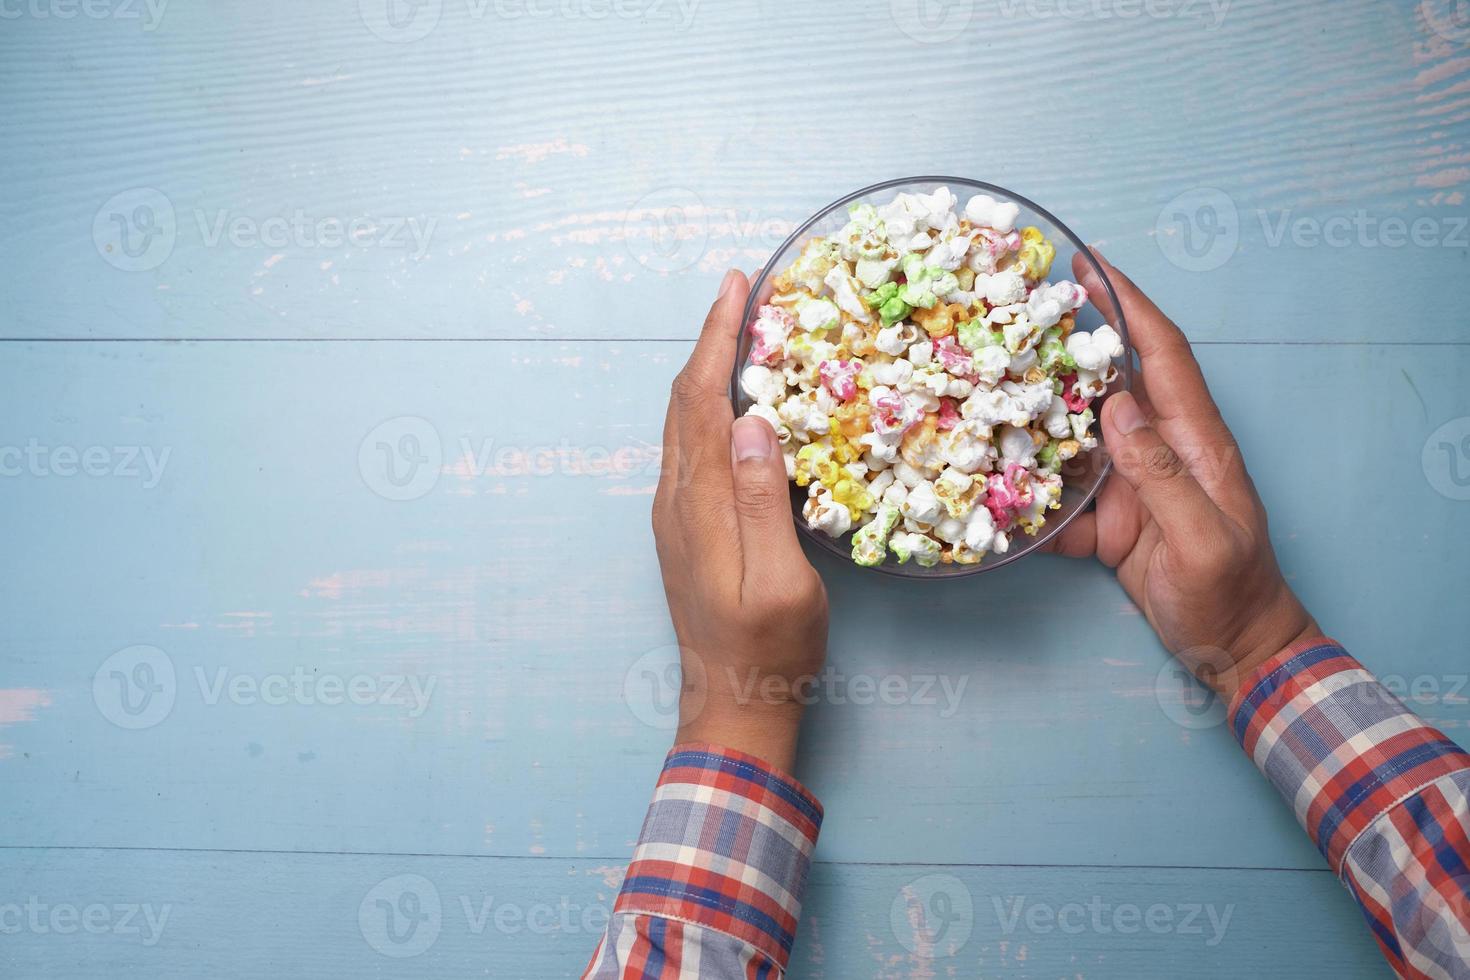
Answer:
(955, 267, 976, 291)
(793, 443, 833, 488)
(829, 425, 862, 464)
(831, 477, 874, 522)
(1023, 365, 1047, 385)
(1058, 314, 1076, 339)
(849, 328, 878, 357)
(1058, 438, 1081, 461)
(1018, 226, 1056, 280)
(912, 302, 968, 339)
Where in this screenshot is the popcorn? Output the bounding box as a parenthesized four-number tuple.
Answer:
(964, 194, 1021, 234)
(819, 359, 863, 402)
(749, 305, 794, 365)
(804, 486, 853, 537)
(743, 186, 1121, 568)
(890, 531, 942, 568)
(851, 503, 901, 566)
(1066, 324, 1125, 373)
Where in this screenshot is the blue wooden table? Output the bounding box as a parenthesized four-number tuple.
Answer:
(2, 1, 1468, 976)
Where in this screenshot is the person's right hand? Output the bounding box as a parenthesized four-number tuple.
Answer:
(1048, 253, 1320, 700)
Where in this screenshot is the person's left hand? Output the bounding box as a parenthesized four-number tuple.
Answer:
(652, 269, 829, 775)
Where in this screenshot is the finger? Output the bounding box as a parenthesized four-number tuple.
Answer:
(663, 269, 751, 502)
(1044, 510, 1096, 559)
(1102, 390, 1223, 545)
(729, 416, 806, 590)
(678, 268, 749, 393)
(1073, 252, 1222, 428)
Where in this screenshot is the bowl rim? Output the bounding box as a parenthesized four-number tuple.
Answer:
(728, 175, 1132, 578)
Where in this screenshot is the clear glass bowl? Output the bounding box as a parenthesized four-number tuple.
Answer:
(729, 176, 1133, 579)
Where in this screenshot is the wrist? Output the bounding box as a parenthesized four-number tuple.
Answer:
(1213, 593, 1322, 702)
(677, 695, 804, 777)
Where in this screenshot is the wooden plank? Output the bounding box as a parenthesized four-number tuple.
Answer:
(0, 1, 1465, 341)
(0, 849, 1384, 978)
(2, 339, 1466, 877)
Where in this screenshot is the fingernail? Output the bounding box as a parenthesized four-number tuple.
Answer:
(717, 268, 740, 299)
(732, 417, 774, 461)
(1111, 391, 1147, 435)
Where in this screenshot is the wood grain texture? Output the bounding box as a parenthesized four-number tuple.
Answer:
(0, 0, 1465, 341)
(2, 1, 1468, 975)
(0, 849, 1384, 978)
(1, 341, 1465, 875)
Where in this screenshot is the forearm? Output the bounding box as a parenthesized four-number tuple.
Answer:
(1229, 637, 1470, 979)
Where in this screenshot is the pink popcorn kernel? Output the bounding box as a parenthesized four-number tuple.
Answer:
(976, 228, 1022, 258)
(984, 463, 1034, 528)
(936, 398, 961, 431)
(933, 336, 976, 380)
(1059, 372, 1092, 413)
(819, 359, 862, 402)
(749, 305, 793, 366)
(873, 390, 916, 433)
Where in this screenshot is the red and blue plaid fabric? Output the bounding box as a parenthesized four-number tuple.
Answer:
(1230, 638, 1470, 978)
(584, 743, 822, 979)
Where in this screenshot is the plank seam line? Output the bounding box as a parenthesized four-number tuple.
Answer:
(0, 844, 1334, 874)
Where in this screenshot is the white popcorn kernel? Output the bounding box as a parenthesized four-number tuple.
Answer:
(973, 346, 1011, 386)
(964, 194, 1020, 234)
(1066, 323, 1125, 372)
(740, 364, 786, 407)
(939, 420, 994, 474)
(907, 340, 934, 367)
(824, 265, 872, 324)
(875, 324, 908, 356)
(892, 459, 926, 488)
(868, 468, 896, 499)
(977, 269, 1027, 306)
(901, 479, 943, 526)
(803, 487, 853, 538)
(934, 515, 967, 545)
(1024, 281, 1088, 330)
(869, 359, 914, 388)
(962, 388, 1019, 427)
(882, 481, 909, 507)
(997, 425, 1039, 468)
(1001, 379, 1054, 423)
(889, 531, 942, 568)
(1043, 398, 1071, 439)
(1008, 347, 1039, 376)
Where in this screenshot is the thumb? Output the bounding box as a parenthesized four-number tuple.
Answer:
(1102, 391, 1219, 542)
(729, 416, 806, 582)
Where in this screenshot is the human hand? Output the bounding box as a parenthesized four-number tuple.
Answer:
(652, 269, 829, 774)
(1048, 253, 1320, 700)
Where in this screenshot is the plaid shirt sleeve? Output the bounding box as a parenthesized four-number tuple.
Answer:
(583, 743, 823, 979)
(1229, 638, 1470, 979)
